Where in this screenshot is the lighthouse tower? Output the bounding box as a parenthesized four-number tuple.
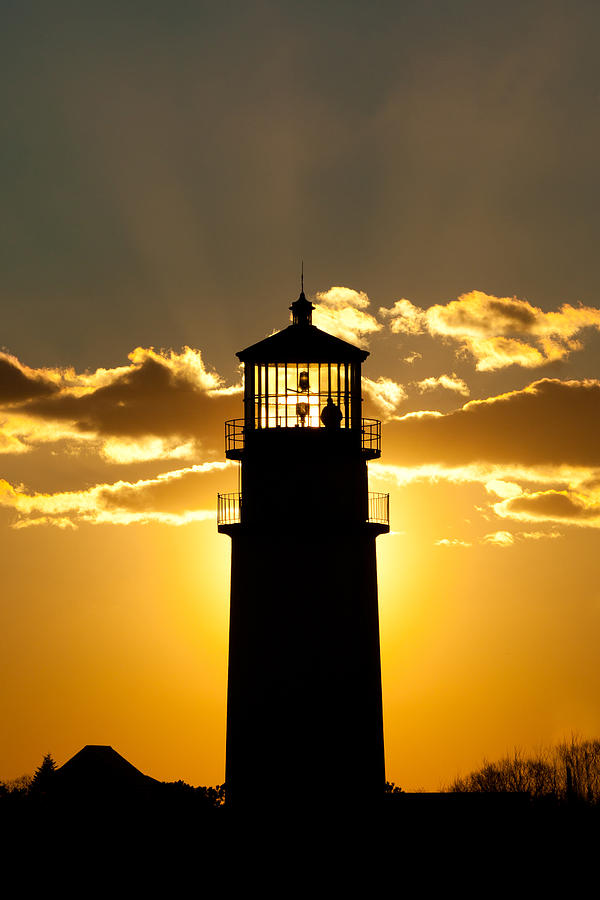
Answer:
(217, 288, 389, 807)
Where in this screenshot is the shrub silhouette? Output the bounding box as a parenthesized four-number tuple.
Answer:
(384, 781, 404, 795)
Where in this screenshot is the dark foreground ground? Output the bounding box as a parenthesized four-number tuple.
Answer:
(2, 789, 598, 878)
(6, 745, 597, 886)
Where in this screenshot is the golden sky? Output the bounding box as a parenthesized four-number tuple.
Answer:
(2, 1, 600, 789)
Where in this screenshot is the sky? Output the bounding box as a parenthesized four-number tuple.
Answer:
(1, 0, 600, 790)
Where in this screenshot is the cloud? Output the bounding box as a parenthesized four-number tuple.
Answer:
(483, 530, 515, 546)
(484, 480, 523, 500)
(403, 351, 422, 364)
(380, 299, 426, 335)
(433, 528, 561, 547)
(371, 456, 600, 531)
(482, 528, 564, 543)
(456, 336, 550, 371)
(362, 376, 406, 419)
(380, 291, 600, 370)
(0, 409, 98, 455)
(0, 347, 242, 460)
(0, 429, 32, 455)
(435, 538, 472, 547)
(0, 461, 235, 528)
(415, 373, 470, 397)
(100, 436, 197, 464)
(313, 286, 382, 347)
(495, 488, 600, 527)
(384, 378, 600, 469)
(435, 529, 560, 546)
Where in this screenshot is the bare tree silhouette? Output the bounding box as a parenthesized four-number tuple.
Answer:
(446, 736, 600, 805)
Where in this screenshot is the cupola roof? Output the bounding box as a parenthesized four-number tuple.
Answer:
(237, 290, 369, 363)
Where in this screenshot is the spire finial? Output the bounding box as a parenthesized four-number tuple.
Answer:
(290, 265, 314, 326)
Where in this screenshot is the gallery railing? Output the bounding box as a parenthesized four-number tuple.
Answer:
(224, 417, 381, 457)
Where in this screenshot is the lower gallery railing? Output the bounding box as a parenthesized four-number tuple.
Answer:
(217, 491, 389, 527)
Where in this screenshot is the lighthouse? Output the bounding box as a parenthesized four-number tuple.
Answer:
(217, 288, 389, 807)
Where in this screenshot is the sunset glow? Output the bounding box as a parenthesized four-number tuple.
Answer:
(2, 2, 600, 793)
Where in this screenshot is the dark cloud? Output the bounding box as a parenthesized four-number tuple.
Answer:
(0, 354, 59, 403)
(0, 460, 236, 527)
(486, 299, 538, 330)
(15, 349, 241, 454)
(386, 378, 600, 468)
(500, 490, 600, 523)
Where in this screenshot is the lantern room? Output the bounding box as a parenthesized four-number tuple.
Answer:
(248, 359, 358, 430)
(219, 287, 386, 531)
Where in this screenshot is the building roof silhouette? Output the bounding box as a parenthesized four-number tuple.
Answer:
(237, 319, 369, 363)
(55, 745, 159, 792)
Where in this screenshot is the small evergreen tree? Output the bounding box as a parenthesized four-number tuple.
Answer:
(30, 754, 56, 794)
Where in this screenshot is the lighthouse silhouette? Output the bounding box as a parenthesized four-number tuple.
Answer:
(218, 286, 389, 807)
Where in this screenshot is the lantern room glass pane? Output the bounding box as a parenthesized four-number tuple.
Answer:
(330, 364, 338, 396)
